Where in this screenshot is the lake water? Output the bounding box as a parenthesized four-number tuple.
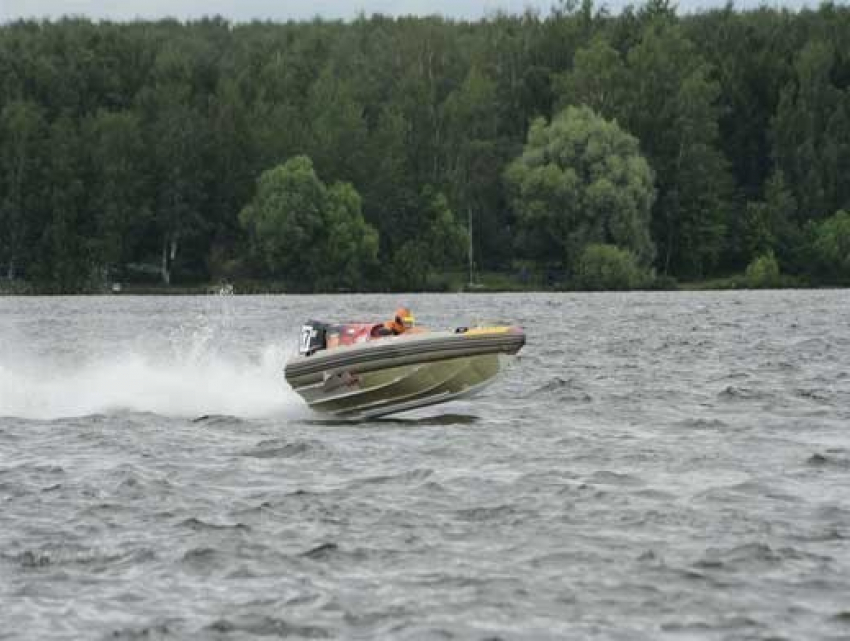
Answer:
(1, 291, 849, 640)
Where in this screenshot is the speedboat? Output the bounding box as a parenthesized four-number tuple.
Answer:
(284, 320, 525, 419)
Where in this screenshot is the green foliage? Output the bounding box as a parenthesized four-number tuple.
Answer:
(441, 66, 511, 268)
(39, 115, 92, 291)
(306, 66, 368, 185)
(622, 22, 733, 278)
(0, 100, 46, 280)
(85, 109, 151, 276)
(239, 156, 378, 290)
(553, 36, 626, 119)
(576, 243, 647, 290)
(772, 41, 850, 225)
(239, 156, 325, 277)
(392, 187, 467, 290)
(810, 210, 850, 280)
(322, 182, 380, 289)
(744, 251, 781, 289)
(505, 105, 655, 269)
(1, 7, 850, 291)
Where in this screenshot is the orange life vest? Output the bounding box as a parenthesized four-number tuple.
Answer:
(383, 319, 406, 334)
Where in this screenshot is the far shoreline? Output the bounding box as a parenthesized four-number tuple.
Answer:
(2, 276, 847, 297)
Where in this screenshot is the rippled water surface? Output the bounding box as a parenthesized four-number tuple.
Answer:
(1, 291, 849, 640)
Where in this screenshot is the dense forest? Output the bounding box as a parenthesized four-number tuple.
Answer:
(1, 1, 849, 293)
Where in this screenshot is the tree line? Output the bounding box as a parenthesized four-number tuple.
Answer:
(1, 1, 849, 292)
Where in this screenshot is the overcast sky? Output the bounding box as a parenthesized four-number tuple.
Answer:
(0, 0, 812, 23)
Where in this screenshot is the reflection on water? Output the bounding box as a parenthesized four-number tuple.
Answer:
(314, 412, 482, 427)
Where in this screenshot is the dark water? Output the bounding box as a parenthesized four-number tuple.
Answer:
(1, 291, 849, 640)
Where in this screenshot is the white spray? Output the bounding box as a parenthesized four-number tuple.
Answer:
(0, 295, 305, 420)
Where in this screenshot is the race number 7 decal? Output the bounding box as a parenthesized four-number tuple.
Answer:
(299, 325, 315, 354)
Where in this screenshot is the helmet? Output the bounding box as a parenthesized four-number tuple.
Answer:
(394, 306, 415, 329)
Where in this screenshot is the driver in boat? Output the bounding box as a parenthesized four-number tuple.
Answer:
(371, 306, 416, 337)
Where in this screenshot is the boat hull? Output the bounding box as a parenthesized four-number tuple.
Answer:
(284, 327, 524, 419)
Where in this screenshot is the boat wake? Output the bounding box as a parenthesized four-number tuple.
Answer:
(0, 344, 301, 421)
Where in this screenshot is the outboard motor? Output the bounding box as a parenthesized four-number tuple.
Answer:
(299, 320, 327, 356)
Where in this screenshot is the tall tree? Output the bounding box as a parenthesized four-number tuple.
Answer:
(360, 106, 418, 258)
(0, 101, 46, 280)
(441, 66, 509, 272)
(624, 21, 733, 277)
(504, 105, 656, 270)
(306, 65, 369, 185)
(810, 209, 850, 281)
(86, 109, 150, 278)
(2, 8, 850, 291)
(39, 115, 91, 290)
(740, 171, 801, 270)
(240, 155, 378, 289)
(553, 36, 626, 120)
(773, 40, 849, 224)
(391, 186, 467, 289)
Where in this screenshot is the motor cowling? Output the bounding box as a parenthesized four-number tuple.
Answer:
(299, 320, 327, 356)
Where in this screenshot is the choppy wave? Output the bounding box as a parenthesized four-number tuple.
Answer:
(2, 291, 850, 640)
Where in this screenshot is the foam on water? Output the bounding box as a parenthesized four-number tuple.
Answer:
(0, 343, 303, 420)
(0, 294, 305, 420)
